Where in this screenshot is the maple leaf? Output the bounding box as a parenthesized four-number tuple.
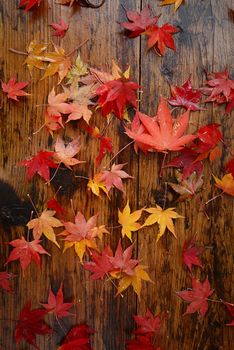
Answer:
(168, 77, 204, 111)
(126, 335, 161, 350)
(40, 43, 71, 83)
(213, 173, 234, 196)
(87, 174, 109, 197)
(225, 158, 234, 177)
(117, 265, 151, 299)
(200, 70, 234, 105)
(120, 5, 160, 38)
(134, 309, 161, 336)
(41, 284, 73, 318)
(84, 246, 114, 280)
(168, 170, 203, 200)
(47, 88, 72, 116)
(165, 147, 203, 180)
(6, 236, 50, 272)
(222, 301, 234, 326)
(24, 40, 47, 74)
(192, 123, 223, 162)
(21, 150, 58, 182)
(96, 76, 140, 119)
(91, 225, 109, 240)
(145, 23, 179, 56)
(99, 163, 133, 192)
(160, 0, 184, 12)
(96, 135, 113, 164)
(62, 212, 99, 262)
(118, 201, 142, 240)
(109, 240, 138, 276)
(1, 77, 29, 101)
(143, 205, 183, 242)
(19, 0, 42, 12)
(131, 97, 196, 152)
(50, 18, 69, 38)
(15, 302, 51, 349)
(182, 237, 205, 272)
(58, 324, 94, 350)
(177, 276, 214, 318)
(0, 271, 14, 292)
(47, 198, 65, 218)
(27, 210, 63, 247)
(53, 137, 85, 169)
(125, 111, 153, 154)
(44, 112, 64, 135)
(66, 54, 88, 85)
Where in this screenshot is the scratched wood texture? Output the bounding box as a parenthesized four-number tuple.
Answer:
(0, 0, 233, 349)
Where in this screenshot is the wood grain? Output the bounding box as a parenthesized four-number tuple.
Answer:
(0, 0, 233, 349)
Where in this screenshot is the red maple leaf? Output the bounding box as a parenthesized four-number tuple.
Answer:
(96, 78, 140, 119)
(182, 237, 205, 272)
(120, 5, 160, 38)
(21, 150, 58, 182)
(85, 125, 113, 164)
(15, 302, 51, 349)
(99, 163, 133, 192)
(19, 0, 42, 12)
(145, 23, 179, 56)
(168, 77, 204, 111)
(222, 300, 234, 326)
(0, 271, 14, 292)
(109, 240, 138, 276)
(50, 18, 69, 38)
(6, 237, 50, 272)
(125, 111, 153, 154)
(134, 309, 161, 336)
(225, 158, 234, 177)
(192, 123, 223, 162)
(1, 77, 29, 101)
(58, 324, 94, 350)
(130, 97, 196, 152)
(177, 276, 213, 318)
(84, 246, 113, 280)
(126, 335, 161, 350)
(165, 147, 203, 179)
(41, 284, 74, 319)
(200, 70, 234, 113)
(47, 198, 65, 218)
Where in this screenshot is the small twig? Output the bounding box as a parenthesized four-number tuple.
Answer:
(27, 194, 39, 217)
(160, 152, 167, 177)
(27, 211, 34, 241)
(205, 192, 223, 206)
(100, 115, 113, 136)
(103, 140, 134, 169)
(45, 163, 61, 185)
(9, 48, 27, 56)
(70, 199, 76, 217)
(74, 175, 90, 180)
(105, 273, 124, 298)
(33, 123, 46, 135)
(67, 38, 89, 56)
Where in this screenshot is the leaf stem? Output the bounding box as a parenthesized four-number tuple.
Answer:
(103, 140, 134, 169)
(74, 175, 90, 180)
(27, 194, 39, 217)
(33, 123, 46, 135)
(9, 48, 27, 56)
(160, 152, 167, 177)
(205, 192, 223, 206)
(67, 38, 89, 56)
(45, 163, 61, 185)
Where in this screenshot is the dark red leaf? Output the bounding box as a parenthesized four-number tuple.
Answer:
(134, 309, 161, 336)
(19, 0, 42, 12)
(126, 335, 161, 350)
(222, 300, 234, 326)
(225, 158, 234, 177)
(0, 271, 14, 292)
(84, 246, 113, 280)
(47, 198, 65, 218)
(145, 23, 179, 56)
(58, 324, 94, 350)
(182, 237, 205, 272)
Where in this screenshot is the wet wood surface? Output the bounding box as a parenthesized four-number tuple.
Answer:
(0, 0, 233, 349)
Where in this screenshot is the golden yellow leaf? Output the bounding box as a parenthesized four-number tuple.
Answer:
(160, 0, 184, 12)
(40, 44, 71, 83)
(63, 239, 98, 262)
(213, 173, 234, 196)
(143, 205, 183, 242)
(24, 40, 47, 74)
(27, 210, 63, 247)
(118, 201, 142, 241)
(111, 60, 130, 80)
(117, 265, 152, 299)
(87, 174, 109, 198)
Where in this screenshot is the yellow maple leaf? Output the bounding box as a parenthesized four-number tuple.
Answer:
(118, 201, 142, 241)
(64, 239, 98, 262)
(117, 265, 152, 299)
(40, 44, 71, 83)
(27, 210, 63, 247)
(24, 40, 47, 74)
(213, 173, 234, 196)
(87, 174, 109, 197)
(143, 205, 183, 242)
(111, 60, 130, 80)
(160, 0, 184, 12)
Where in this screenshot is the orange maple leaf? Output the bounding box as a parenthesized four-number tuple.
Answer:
(213, 173, 234, 196)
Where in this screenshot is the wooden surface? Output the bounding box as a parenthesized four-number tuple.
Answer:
(0, 0, 233, 349)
